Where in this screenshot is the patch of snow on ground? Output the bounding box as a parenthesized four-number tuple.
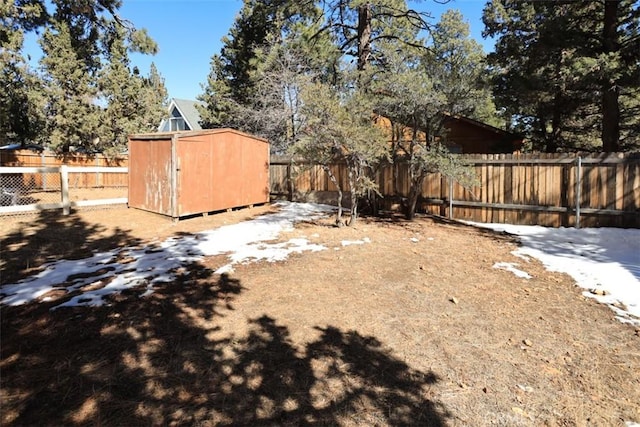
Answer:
(0, 202, 335, 309)
(476, 223, 640, 326)
(493, 262, 532, 279)
(341, 237, 371, 246)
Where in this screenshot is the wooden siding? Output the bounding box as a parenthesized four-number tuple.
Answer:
(128, 129, 270, 218)
(374, 114, 523, 154)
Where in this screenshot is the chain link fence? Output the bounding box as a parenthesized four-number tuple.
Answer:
(1, 169, 61, 207)
(0, 166, 127, 216)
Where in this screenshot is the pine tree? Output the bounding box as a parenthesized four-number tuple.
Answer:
(373, 41, 478, 220)
(39, 19, 101, 152)
(0, 1, 46, 145)
(217, 10, 340, 152)
(483, 0, 640, 152)
(98, 24, 166, 156)
(4, 0, 160, 151)
(367, 9, 491, 219)
(599, 0, 640, 151)
(198, 54, 240, 129)
(432, 9, 498, 125)
(140, 63, 168, 131)
(199, 0, 286, 127)
(199, 0, 320, 129)
(316, 0, 430, 71)
(295, 73, 388, 225)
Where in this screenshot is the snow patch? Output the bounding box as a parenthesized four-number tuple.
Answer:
(1, 202, 335, 309)
(476, 223, 640, 325)
(341, 237, 371, 246)
(493, 262, 532, 279)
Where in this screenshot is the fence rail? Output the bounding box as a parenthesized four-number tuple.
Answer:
(3, 150, 638, 227)
(0, 150, 129, 188)
(0, 165, 128, 215)
(270, 153, 640, 228)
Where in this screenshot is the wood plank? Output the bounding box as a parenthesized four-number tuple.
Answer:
(606, 164, 616, 210)
(615, 163, 624, 211)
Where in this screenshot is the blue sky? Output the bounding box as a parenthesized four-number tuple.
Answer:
(26, 0, 493, 101)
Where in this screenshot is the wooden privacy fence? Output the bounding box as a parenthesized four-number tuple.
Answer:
(0, 150, 128, 189)
(3, 149, 638, 226)
(0, 165, 128, 215)
(270, 153, 640, 228)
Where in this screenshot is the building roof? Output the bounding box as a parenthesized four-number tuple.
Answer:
(157, 98, 206, 132)
(441, 112, 522, 139)
(172, 98, 205, 131)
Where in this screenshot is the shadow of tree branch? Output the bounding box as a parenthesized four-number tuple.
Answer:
(1, 210, 449, 426)
(3, 279, 448, 426)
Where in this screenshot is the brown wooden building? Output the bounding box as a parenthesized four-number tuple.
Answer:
(375, 113, 523, 154)
(128, 129, 269, 219)
(441, 114, 523, 154)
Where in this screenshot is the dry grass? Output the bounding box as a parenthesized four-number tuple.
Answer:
(1, 205, 639, 426)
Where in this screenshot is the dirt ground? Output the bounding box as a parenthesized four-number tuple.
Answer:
(1, 204, 639, 426)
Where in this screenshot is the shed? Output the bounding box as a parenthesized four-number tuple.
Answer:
(128, 129, 269, 218)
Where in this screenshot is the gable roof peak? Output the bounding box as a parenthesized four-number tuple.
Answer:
(168, 98, 205, 131)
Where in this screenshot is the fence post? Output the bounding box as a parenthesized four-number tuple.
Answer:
(449, 178, 454, 220)
(41, 151, 46, 190)
(60, 165, 70, 215)
(95, 157, 101, 187)
(575, 156, 581, 228)
(287, 160, 293, 201)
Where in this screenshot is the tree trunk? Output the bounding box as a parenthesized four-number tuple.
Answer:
(406, 174, 426, 220)
(602, 0, 621, 152)
(326, 167, 344, 226)
(370, 190, 379, 216)
(549, 103, 562, 153)
(357, 2, 371, 71)
(407, 187, 418, 220)
(347, 164, 358, 226)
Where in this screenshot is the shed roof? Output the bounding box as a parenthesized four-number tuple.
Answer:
(131, 128, 268, 143)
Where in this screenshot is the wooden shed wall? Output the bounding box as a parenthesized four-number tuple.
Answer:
(176, 131, 269, 216)
(128, 138, 173, 216)
(128, 129, 269, 218)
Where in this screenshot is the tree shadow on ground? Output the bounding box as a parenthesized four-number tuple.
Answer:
(2, 275, 448, 426)
(1, 209, 142, 286)
(2, 208, 448, 426)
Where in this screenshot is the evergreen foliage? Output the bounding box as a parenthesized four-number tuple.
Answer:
(1, 0, 166, 154)
(98, 25, 167, 156)
(314, 0, 431, 70)
(0, 1, 46, 144)
(198, 0, 320, 129)
(483, 0, 640, 152)
(200, 0, 493, 223)
(373, 16, 484, 220)
(294, 74, 388, 225)
(432, 10, 499, 127)
(39, 19, 102, 152)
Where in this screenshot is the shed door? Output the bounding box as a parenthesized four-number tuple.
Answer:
(176, 138, 214, 216)
(129, 138, 173, 216)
